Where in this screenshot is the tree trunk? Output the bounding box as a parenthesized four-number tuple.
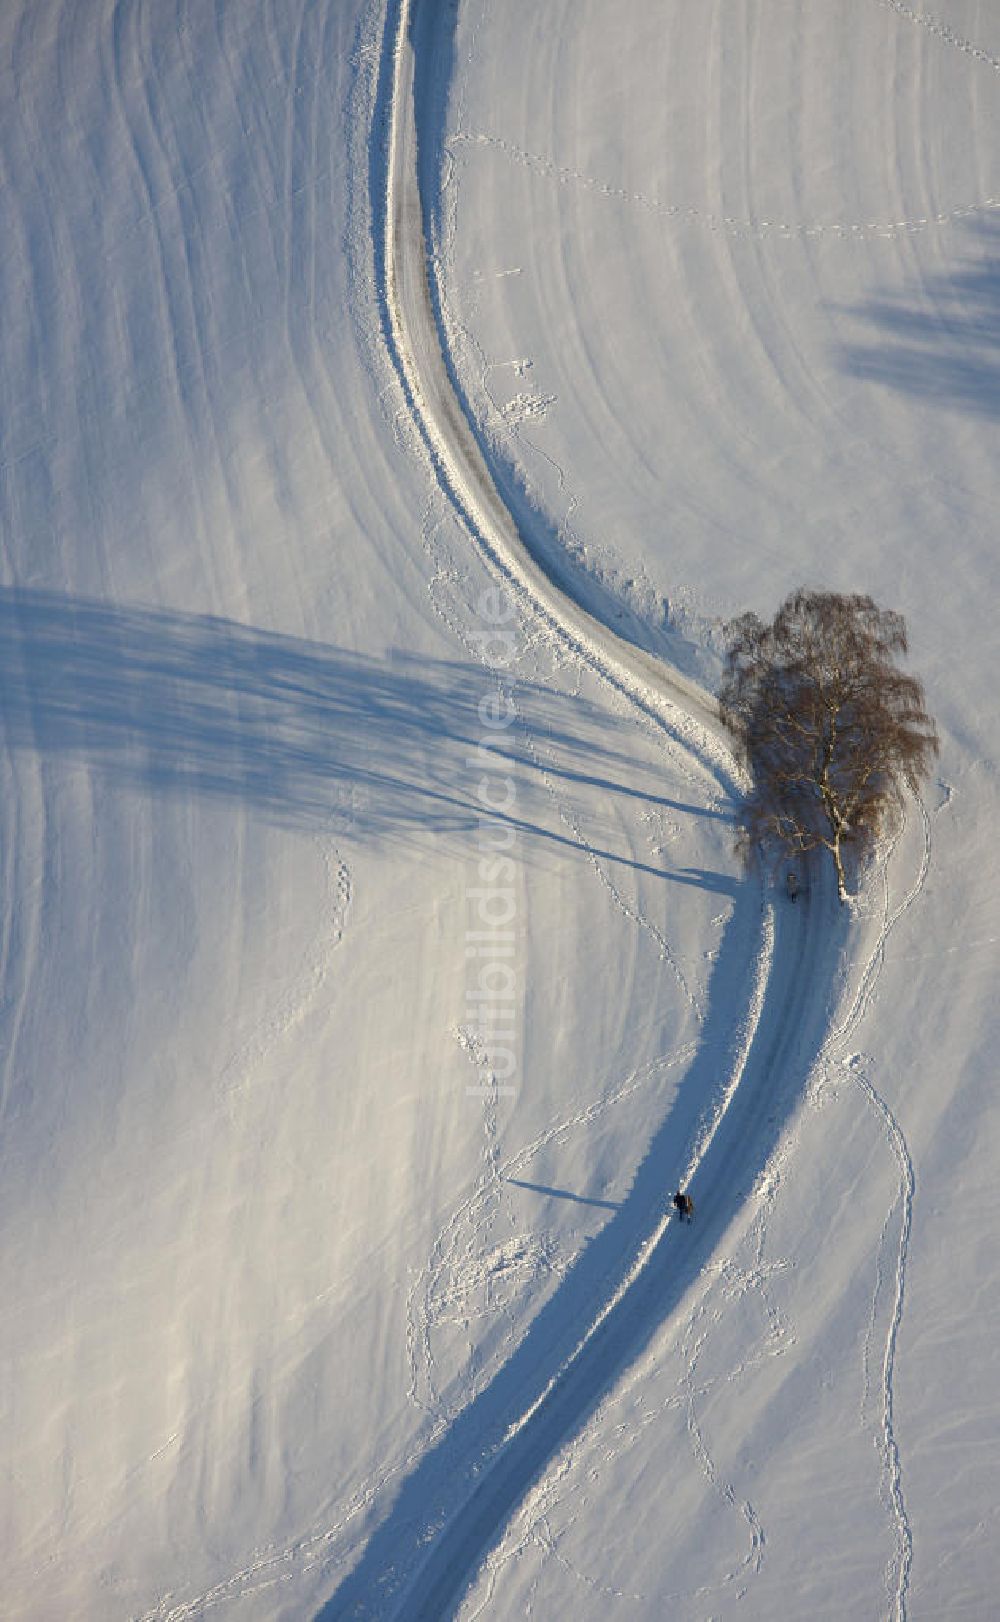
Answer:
(831, 835, 849, 903)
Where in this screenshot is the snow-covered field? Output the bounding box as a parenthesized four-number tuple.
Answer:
(2, 1, 999, 1617)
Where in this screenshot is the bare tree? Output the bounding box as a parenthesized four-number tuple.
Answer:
(719, 589, 938, 902)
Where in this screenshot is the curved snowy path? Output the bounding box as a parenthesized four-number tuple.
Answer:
(380, 0, 727, 776)
(322, 1, 847, 1615)
(384, 885, 840, 1620)
(325, 868, 843, 1619)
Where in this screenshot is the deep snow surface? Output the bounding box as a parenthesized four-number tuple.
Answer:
(1, 2, 999, 1619)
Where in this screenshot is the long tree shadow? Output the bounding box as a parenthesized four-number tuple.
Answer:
(0, 590, 722, 873)
(837, 217, 1000, 418)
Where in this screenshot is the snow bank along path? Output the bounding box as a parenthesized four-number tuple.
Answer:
(322, 0, 855, 1614)
(383, 0, 730, 791)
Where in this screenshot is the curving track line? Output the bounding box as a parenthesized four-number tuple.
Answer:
(312, 2, 860, 1618)
(380, 0, 732, 794)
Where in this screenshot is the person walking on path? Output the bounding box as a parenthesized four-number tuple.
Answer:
(673, 1190, 694, 1223)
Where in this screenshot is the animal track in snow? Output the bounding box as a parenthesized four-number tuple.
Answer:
(876, 0, 1000, 74)
(454, 130, 1000, 243)
(218, 841, 352, 1103)
(500, 389, 557, 428)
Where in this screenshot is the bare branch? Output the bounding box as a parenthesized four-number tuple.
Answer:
(719, 589, 938, 901)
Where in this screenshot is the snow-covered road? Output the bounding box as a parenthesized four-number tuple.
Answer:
(381, 0, 729, 780)
(321, 1, 854, 1614)
(386, 885, 848, 1621)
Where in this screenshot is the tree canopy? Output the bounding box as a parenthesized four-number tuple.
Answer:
(718, 589, 938, 901)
